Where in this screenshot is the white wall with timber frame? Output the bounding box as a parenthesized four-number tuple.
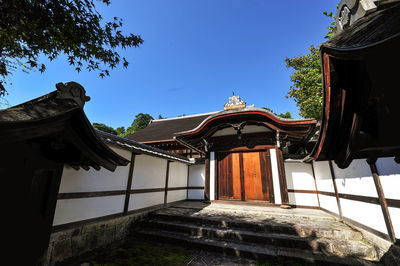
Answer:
(53, 145, 191, 227)
(188, 164, 205, 200)
(53, 146, 131, 226)
(284, 161, 319, 207)
(313, 158, 400, 242)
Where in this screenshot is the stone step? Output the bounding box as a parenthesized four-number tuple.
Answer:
(145, 219, 378, 260)
(149, 211, 364, 240)
(134, 228, 381, 266)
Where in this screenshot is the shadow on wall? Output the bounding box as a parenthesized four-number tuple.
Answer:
(332, 158, 400, 180)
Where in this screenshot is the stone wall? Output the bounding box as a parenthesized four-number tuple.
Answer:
(45, 209, 151, 265)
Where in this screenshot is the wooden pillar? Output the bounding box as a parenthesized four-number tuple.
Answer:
(367, 158, 396, 242)
(204, 153, 210, 202)
(186, 164, 190, 200)
(123, 152, 136, 215)
(276, 148, 289, 207)
(164, 161, 171, 206)
(328, 160, 343, 220)
(310, 161, 321, 208)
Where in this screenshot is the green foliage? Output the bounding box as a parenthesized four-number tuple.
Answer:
(115, 126, 126, 136)
(92, 122, 117, 135)
(124, 113, 154, 136)
(283, 6, 338, 120)
(262, 107, 292, 119)
(158, 114, 166, 119)
(284, 45, 323, 120)
(323, 9, 337, 39)
(278, 111, 292, 119)
(0, 0, 143, 96)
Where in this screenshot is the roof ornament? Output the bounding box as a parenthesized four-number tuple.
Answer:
(336, 0, 385, 33)
(224, 93, 246, 110)
(56, 81, 91, 108)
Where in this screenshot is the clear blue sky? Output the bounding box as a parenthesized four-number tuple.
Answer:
(5, 0, 338, 129)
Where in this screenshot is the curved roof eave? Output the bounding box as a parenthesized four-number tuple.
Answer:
(174, 107, 317, 137)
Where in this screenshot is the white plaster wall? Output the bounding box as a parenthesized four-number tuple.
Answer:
(168, 162, 188, 188)
(53, 195, 125, 226)
(376, 157, 400, 200)
(376, 157, 400, 237)
(388, 207, 400, 237)
(131, 154, 168, 189)
(315, 159, 392, 235)
(341, 198, 388, 234)
(167, 190, 187, 203)
(313, 161, 335, 192)
(313, 161, 339, 214)
(188, 190, 204, 200)
(128, 192, 164, 211)
(331, 159, 387, 234)
(318, 194, 340, 214)
(285, 162, 318, 207)
(285, 162, 316, 190)
(59, 147, 131, 193)
(188, 164, 205, 200)
(270, 149, 281, 204)
(210, 152, 215, 201)
(332, 159, 378, 197)
(188, 164, 205, 186)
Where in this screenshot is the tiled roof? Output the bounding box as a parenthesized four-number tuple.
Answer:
(126, 112, 218, 142)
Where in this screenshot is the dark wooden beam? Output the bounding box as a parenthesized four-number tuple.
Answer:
(164, 161, 171, 206)
(287, 189, 318, 194)
(310, 162, 321, 208)
(329, 160, 343, 220)
(367, 158, 396, 242)
(276, 148, 289, 207)
(239, 153, 245, 201)
(124, 153, 136, 215)
(204, 154, 210, 202)
(215, 152, 219, 200)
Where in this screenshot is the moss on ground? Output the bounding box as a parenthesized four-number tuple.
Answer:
(88, 239, 192, 266)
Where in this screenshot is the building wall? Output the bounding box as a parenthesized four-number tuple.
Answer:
(167, 162, 189, 203)
(54, 149, 190, 226)
(284, 161, 319, 207)
(313, 161, 340, 215)
(376, 157, 400, 238)
(331, 159, 388, 235)
(270, 148, 282, 205)
(53, 146, 131, 226)
(50, 145, 191, 265)
(313, 158, 400, 242)
(188, 164, 205, 200)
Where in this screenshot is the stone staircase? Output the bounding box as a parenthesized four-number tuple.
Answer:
(133, 203, 381, 265)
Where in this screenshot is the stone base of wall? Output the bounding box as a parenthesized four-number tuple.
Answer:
(45, 204, 168, 266)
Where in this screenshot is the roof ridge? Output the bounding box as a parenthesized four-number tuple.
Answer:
(151, 110, 220, 122)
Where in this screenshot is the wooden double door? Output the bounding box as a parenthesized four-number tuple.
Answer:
(217, 150, 274, 202)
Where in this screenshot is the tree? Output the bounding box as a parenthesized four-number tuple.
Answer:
(284, 46, 323, 120)
(283, 7, 337, 120)
(158, 114, 166, 119)
(115, 126, 126, 136)
(124, 113, 153, 136)
(262, 107, 292, 119)
(0, 0, 143, 96)
(92, 122, 117, 135)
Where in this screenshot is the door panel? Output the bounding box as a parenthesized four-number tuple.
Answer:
(218, 150, 272, 201)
